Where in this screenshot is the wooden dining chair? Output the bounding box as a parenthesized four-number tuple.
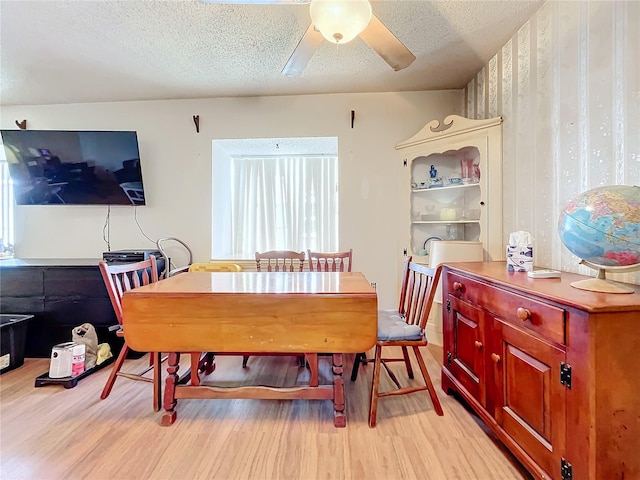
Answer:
(99, 255, 164, 411)
(308, 249, 357, 366)
(255, 250, 305, 272)
(307, 249, 353, 272)
(355, 257, 444, 427)
(246, 250, 306, 368)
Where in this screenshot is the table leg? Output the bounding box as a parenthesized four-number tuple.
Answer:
(153, 352, 162, 411)
(332, 353, 346, 427)
(189, 353, 201, 386)
(332, 353, 344, 376)
(307, 353, 319, 387)
(161, 352, 180, 426)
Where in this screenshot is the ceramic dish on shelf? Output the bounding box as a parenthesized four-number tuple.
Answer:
(448, 175, 463, 185)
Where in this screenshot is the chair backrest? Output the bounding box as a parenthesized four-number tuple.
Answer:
(99, 255, 159, 326)
(188, 262, 242, 272)
(397, 257, 442, 330)
(307, 249, 353, 272)
(255, 250, 305, 272)
(156, 237, 193, 278)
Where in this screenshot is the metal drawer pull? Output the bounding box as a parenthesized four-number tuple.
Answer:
(474, 341, 483, 349)
(516, 307, 531, 321)
(491, 353, 501, 364)
(453, 281, 463, 291)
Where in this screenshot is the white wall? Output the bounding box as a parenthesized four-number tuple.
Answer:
(0, 90, 462, 308)
(466, 0, 640, 285)
(211, 141, 232, 257)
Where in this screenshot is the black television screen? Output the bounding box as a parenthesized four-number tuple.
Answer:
(0, 130, 146, 206)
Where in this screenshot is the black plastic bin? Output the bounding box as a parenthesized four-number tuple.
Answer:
(0, 314, 33, 374)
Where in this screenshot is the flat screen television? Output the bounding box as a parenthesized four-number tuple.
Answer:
(0, 129, 146, 206)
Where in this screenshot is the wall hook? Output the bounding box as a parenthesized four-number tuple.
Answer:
(351, 110, 355, 129)
(193, 115, 200, 133)
(15, 119, 27, 130)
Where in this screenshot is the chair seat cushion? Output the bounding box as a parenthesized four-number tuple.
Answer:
(377, 310, 423, 341)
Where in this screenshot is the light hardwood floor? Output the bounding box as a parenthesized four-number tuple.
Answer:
(0, 346, 532, 480)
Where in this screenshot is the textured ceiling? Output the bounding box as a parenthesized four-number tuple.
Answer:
(0, 0, 544, 106)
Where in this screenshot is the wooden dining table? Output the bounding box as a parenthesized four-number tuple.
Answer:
(121, 271, 378, 427)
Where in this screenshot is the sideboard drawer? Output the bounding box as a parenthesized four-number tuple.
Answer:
(488, 289, 565, 345)
(447, 271, 565, 345)
(446, 271, 487, 304)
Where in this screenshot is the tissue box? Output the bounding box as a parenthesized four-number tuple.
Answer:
(506, 245, 533, 272)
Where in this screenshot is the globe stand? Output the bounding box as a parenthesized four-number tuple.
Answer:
(570, 260, 639, 294)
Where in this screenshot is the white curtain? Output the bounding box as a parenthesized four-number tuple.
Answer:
(231, 155, 338, 258)
(0, 160, 15, 252)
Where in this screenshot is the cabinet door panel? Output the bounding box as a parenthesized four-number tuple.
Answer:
(493, 319, 566, 477)
(0, 268, 43, 296)
(44, 267, 108, 298)
(44, 298, 116, 327)
(445, 295, 486, 406)
(0, 296, 45, 313)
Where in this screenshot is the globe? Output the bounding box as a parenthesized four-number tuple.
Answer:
(558, 184, 640, 293)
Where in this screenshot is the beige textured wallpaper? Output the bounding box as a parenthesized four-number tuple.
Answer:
(466, 0, 640, 285)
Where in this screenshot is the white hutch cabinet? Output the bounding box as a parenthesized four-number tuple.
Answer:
(396, 115, 504, 346)
(396, 115, 504, 264)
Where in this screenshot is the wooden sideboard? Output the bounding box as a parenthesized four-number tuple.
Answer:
(441, 262, 640, 480)
(0, 258, 119, 358)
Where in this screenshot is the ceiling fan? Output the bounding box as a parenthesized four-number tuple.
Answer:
(200, 0, 416, 77)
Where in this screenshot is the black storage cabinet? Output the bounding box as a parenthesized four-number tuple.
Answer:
(0, 259, 122, 358)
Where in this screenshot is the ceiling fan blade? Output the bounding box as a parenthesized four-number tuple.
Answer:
(281, 24, 323, 77)
(199, 0, 310, 4)
(359, 14, 416, 71)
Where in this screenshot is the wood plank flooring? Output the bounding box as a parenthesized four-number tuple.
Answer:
(0, 346, 532, 480)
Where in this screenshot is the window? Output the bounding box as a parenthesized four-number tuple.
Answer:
(212, 138, 339, 259)
(231, 155, 338, 257)
(0, 156, 15, 255)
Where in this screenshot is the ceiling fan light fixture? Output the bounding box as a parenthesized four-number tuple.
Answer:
(309, 0, 372, 44)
